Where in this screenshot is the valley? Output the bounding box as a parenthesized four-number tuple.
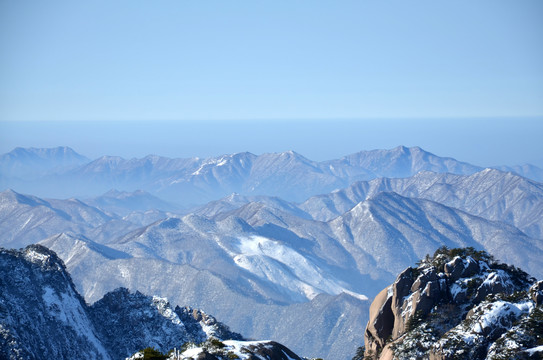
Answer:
(1, 146, 542, 360)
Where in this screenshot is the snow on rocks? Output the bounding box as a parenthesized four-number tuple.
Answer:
(363, 247, 539, 360)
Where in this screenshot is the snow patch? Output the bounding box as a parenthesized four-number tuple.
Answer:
(152, 296, 184, 327)
(476, 301, 532, 331)
(190, 156, 231, 176)
(526, 345, 543, 355)
(342, 289, 369, 301)
(232, 235, 365, 300)
(24, 249, 50, 265)
(42, 286, 109, 358)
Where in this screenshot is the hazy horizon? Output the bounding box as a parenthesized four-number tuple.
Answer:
(1, 2, 542, 168)
(2, 117, 543, 168)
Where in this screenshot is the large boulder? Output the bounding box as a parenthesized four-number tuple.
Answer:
(363, 248, 538, 360)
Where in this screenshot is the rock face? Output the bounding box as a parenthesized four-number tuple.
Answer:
(0, 245, 299, 360)
(364, 247, 543, 360)
(89, 289, 243, 360)
(0, 245, 111, 360)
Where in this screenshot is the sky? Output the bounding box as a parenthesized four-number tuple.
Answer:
(1, 1, 542, 166)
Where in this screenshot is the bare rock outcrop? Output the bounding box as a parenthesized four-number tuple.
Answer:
(363, 247, 541, 360)
(530, 280, 543, 306)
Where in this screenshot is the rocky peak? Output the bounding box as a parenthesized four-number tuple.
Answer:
(0, 245, 110, 360)
(363, 247, 541, 360)
(22, 243, 67, 271)
(127, 339, 302, 360)
(2, 245, 299, 360)
(530, 280, 543, 306)
(89, 288, 243, 359)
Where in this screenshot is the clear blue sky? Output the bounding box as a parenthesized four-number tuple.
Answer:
(1, 1, 542, 166)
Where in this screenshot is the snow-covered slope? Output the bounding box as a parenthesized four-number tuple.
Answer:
(0, 245, 270, 360)
(301, 168, 543, 239)
(0, 189, 118, 248)
(84, 189, 181, 217)
(329, 192, 543, 278)
(37, 192, 543, 360)
(0, 245, 111, 360)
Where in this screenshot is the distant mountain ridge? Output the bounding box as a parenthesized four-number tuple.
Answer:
(5, 145, 542, 205)
(300, 168, 543, 239)
(84, 189, 181, 216)
(0, 146, 89, 179)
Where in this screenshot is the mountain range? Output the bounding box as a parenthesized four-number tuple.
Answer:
(2, 145, 542, 206)
(1, 145, 542, 360)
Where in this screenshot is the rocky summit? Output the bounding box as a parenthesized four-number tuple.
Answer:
(0, 245, 300, 360)
(127, 339, 303, 360)
(363, 247, 543, 360)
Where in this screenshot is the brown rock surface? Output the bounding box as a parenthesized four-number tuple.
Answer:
(362, 249, 536, 360)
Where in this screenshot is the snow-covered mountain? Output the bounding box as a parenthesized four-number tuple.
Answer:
(84, 189, 182, 217)
(2, 145, 543, 360)
(328, 192, 543, 278)
(0, 189, 158, 248)
(0, 189, 118, 248)
(301, 168, 543, 239)
(0, 146, 491, 205)
(36, 191, 543, 359)
(322, 145, 482, 180)
(190, 193, 311, 219)
(0, 245, 295, 360)
(0, 146, 89, 179)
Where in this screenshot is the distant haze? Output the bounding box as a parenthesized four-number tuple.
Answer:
(1, 118, 542, 168)
(1, 1, 542, 121)
(2, 1, 542, 168)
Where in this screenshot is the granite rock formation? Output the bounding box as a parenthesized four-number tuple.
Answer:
(364, 247, 543, 360)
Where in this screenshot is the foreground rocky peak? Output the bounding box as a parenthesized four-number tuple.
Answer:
(127, 339, 303, 360)
(90, 288, 243, 359)
(0, 245, 301, 360)
(364, 247, 543, 360)
(0, 244, 110, 360)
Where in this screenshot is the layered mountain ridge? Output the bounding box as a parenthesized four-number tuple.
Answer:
(25, 184, 543, 359)
(1, 145, 543, 360)
(3, 145, 541, 205)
